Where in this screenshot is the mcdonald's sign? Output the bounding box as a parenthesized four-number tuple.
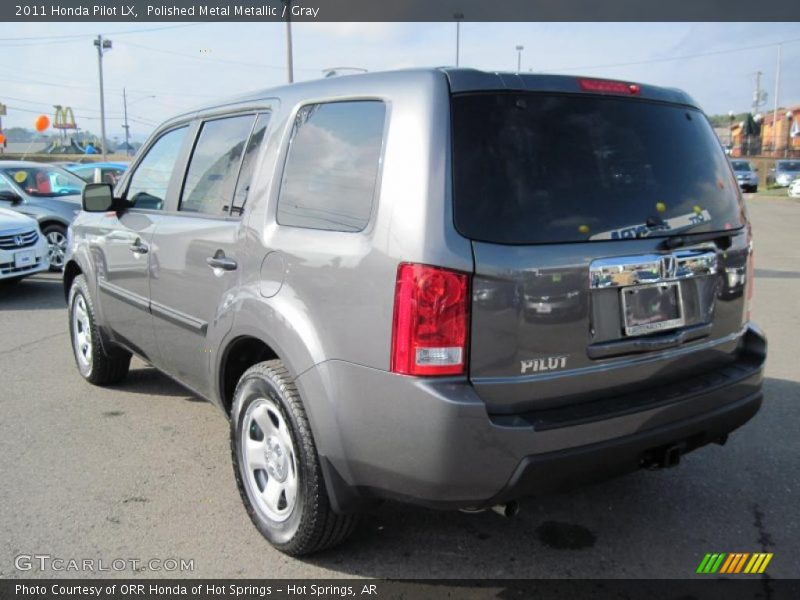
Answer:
(52, 105, 76, 130)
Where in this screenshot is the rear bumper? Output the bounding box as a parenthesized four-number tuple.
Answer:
(297, 324, 766, 512)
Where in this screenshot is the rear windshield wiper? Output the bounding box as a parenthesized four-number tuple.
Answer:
(660, 229, 737, 250)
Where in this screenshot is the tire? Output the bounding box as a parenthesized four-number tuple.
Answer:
(68, 274, 131, 385)
(231, 360, 358, 555)
(43, 224, 68, 272)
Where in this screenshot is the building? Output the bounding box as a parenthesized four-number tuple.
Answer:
(730, 105, 800, 158)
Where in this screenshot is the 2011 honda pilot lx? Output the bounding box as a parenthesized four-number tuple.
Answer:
(64, 69, 766, 555)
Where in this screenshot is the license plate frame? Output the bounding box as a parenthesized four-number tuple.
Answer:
(621, 280, 685, 336)
(13, 249, 35, 269)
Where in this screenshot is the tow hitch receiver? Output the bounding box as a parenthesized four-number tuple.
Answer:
(642, 443, 683, 470)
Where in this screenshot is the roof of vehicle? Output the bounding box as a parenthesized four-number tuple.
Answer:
(164, 67, 701, 125)
(0, 160, 65, 169)
(67, 162, 128, 170)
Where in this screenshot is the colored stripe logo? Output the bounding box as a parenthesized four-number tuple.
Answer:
(697, 553, 773, 574)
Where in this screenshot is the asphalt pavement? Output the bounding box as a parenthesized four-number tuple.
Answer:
(1, 194, 798, 579)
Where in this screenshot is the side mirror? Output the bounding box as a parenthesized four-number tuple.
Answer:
(0, 190, 22, 205)
(82, 183, 115, 212)
(754, 167, 759, 172)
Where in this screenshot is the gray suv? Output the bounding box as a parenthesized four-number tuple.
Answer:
(63, 69, 766, 555)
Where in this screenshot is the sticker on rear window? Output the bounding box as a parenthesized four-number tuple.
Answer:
(590, 209, 712, 241)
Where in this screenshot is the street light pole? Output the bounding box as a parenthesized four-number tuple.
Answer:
(454, 13, 464, 67)
(94, 34, 112, 160)
(728, 110, 735, 150)
(516, 45, 524, 74)
(772, 44, 782, 156)
(786, 111, 793, 158)
(122, 87, 130, 157)
(283, 0, 294, 83)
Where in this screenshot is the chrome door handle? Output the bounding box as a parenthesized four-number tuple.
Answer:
(129, 241, 148, 254)
(206, 254, 237, 271)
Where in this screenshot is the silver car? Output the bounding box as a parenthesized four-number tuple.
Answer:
(63, 69, 765, 555)
(0, 161, 85, 270)
(730, 159, 758, 193)
(0, 207, 50, 283)
(771, 160, 800, 187)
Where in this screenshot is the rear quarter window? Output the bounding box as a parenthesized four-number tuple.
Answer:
(277, 100, 385, 232)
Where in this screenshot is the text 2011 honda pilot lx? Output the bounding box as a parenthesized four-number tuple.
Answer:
(63, 69, 766, 555)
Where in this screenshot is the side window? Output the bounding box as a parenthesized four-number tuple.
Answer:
(231, 113, 271, 216)
(127, 126, 188, 210)
(277, 101, 385, 232)
(180, 115, 255, 216)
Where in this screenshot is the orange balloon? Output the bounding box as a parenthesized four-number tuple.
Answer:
(35, 115, 50, 132)
(0, 134, 6, 145)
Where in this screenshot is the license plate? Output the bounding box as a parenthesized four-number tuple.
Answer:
(535, 304, 552, 314)
(621, 281, 684, 336)
(14, 249, 35, 268)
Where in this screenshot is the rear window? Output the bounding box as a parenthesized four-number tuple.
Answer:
(451, 93, 744, 244)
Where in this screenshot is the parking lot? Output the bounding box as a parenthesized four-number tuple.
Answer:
(0, 194, 798, 579)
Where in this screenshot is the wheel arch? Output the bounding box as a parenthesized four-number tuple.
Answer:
(218, 334, 280, 415)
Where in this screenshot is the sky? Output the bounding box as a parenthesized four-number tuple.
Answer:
(0, 22, 798, 141)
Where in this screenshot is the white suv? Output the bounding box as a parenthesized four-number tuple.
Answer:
(0, 207, 50, 283)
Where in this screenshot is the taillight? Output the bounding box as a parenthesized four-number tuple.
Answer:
(391, 263, 470, 376)
(578, 78, 640, 95)
(745, 224, 754, 322)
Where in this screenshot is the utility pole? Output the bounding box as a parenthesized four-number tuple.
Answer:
(454, 13, 464, 67)
(122, 87, 130, 157)
(772, 45, 782, 155)
(283, 0, 294, 83)
(752, 71, 764, 115)
(516, 45, 524, 74)
(94, 34, 112, 160)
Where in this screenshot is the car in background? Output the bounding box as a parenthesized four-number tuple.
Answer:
(789, 178, 800, 198)
(66, 162, 128, 186)
(0, 207, 50, 283)
(0, 161, 85, 271)
(771, 160, 800, 187)
(730, 159, 758, 193)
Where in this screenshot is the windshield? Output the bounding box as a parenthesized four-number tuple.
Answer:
(776, 161, 800, 171)
(451, 92, 744, 244)
(731, 161, 752, 172)
(2, 165, 85, 197)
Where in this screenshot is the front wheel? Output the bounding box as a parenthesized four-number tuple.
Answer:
(43, 224, 67, 272)
(231, 360, 358, 555)
(68, 274, 131, 385)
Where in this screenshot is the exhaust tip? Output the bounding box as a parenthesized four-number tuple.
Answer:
(491, 501, 520, 519)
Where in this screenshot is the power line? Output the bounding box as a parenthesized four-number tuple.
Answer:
(544, 36, 800, 72)
(0, 23, 204, 44)
(118, 40, 320, 72)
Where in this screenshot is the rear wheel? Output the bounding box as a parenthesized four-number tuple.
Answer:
(68, 274, 131, 385)
(231, 360, 358, 555)
(43, 224, 67, 272)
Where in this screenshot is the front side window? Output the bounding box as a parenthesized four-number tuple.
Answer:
(127, 126, 188, 210)
(277, 101, 385, 232)
(180, 115, 255, 216)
